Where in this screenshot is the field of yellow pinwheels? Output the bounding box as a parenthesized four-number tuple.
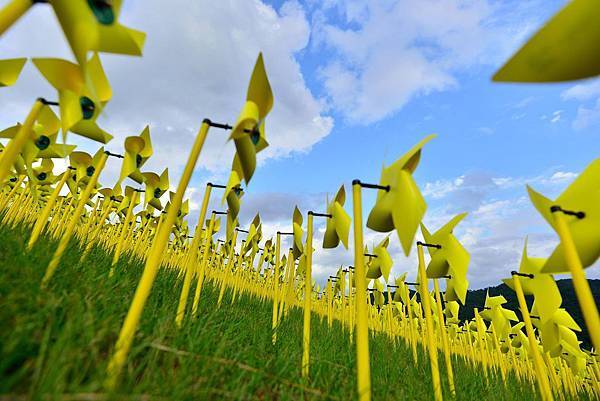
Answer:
(1, 1, 599, 400)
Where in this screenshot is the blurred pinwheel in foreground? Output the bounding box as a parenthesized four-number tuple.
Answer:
(0, 0, 145, 66)
(493, 0, 600, 82)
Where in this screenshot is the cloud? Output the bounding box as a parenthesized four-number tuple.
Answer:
(550, 110, 562, 123)
(0, 0, 333, 184)
(561, 79, 600, 101)
(312, 0, 538, 123)
(572, 99, 600, 130)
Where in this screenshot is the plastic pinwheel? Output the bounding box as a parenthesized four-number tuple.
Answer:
(0, 58, 26, 87)
(480, 293, 519, 340)
(323, 185, 350, 249)
(117, 126, 153, 186)
(420, 213, 470, 304)
(0, 0, 145, 66)
(493, 0, 600, 82)
(366, 134, 436, 256)
(141, 169, 168, 210)
(527, 158, 600, 350)
(503, 239, 562, 324)
(229, 53, 273, 184)
(531, 306, 582, 358)
(32, 53, 113, 143)
(365, 236, 393, 283)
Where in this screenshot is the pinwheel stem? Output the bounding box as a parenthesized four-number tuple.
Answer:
(191, 213, 217, 317)
(433, 278, 456, 397)
(106, 119, 211, 389)
(0, 99, 43, 186)
(0, 0, 33, 36)
(417, 244, 443, 401)
(301, 213, 314, 378)
(110, 190, 138, 276)
(42, 151, 108, 287)
(175, 183, 213, 327)
(551, 209, 600, 353)
(272, 232, 281, 344)
(351, 182, 371, 401)
(511, 273, 554, 401)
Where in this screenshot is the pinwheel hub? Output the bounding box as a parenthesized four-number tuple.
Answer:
(34, 135, 50, 150)
(87, 0, 115, 25)
(249, 127, 260, 145)
(79, 97, 95, 120)
(37, 172, 47, 181)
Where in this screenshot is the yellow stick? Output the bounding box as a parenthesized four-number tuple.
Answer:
(433, 278, 455, 397)
(110, 191, 138, 276)
(351, 182, 371, 401)
(0, 0, 31, 36)
(81, 199, 114, 261)
(217, 229, 238, 308)
(42, 152, 108, 287)
(106, 121, 210, 389)
(417, 244, 443, 401)
(190, 213, 217, 318)
(512, 274, 554, 401)
(0, 100, 43, 185)
(301, 213, 314, 378)
(552, 211, 600, 351)
(175, 184, 212, 326)
(272, 231, 281, 344)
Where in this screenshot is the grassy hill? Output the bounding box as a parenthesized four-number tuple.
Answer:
(0, 223, 593, 400)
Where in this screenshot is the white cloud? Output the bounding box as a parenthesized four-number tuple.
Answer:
(550, 110, 562, 123)
(561, 79, 600, 101)
(313, 0, 538, 123)
(572, 98, 600, 130)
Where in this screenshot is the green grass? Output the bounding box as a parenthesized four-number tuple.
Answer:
(0, 223, 584, 400)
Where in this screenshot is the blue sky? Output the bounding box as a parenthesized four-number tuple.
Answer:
(1, 0, 599, 288)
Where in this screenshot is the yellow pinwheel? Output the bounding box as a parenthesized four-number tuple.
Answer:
(0, 58, 26, 87)
(118, 126, 153, 185)
(366, 236, 393, 283)
(367, 134, 436, 255)
(531, 306, 581, 357)
(392, 273, 409, 304)
(32, 159, 57, 187)
(1, 106, 75, 174)
(493, 0, 600, 82)
(230, 53, 273, 184)
(421, 213, 469, 278)
(32, 53, 112, 143)
(292, 206, 304, 259)
(502, 239, 562, 324)
(53, 0, 145, 67)
(527, 158, 600, 272)
(141, 169, 168, 210)
(560, 339, 587, 375)
(323, 185, 350, 249)
(480, 293, 519, 339)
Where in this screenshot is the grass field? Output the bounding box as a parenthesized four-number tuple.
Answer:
(1, 223, 585, 401)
